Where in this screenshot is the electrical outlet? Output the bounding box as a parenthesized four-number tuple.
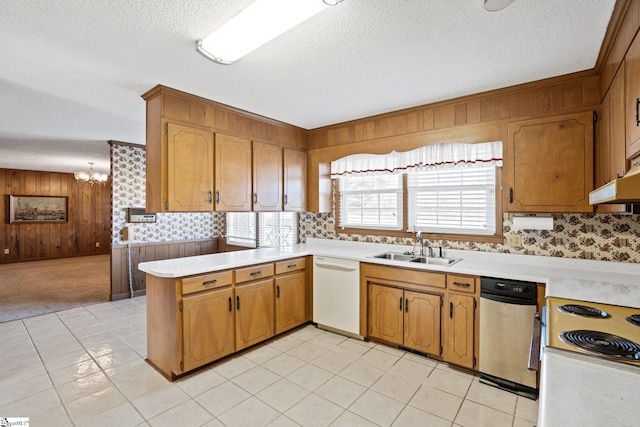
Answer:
(3, 249, 8, 255)
(95, 242, 100, 248)
(326, 223, 335, 233)
(505, 233, 522, 247)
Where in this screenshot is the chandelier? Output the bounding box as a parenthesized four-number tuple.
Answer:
(74, 162, 109, 185)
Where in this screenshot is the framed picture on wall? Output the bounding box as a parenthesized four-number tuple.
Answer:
(8, 195, 68, 223)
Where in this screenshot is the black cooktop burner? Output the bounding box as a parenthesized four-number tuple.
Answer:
(627, 314, 640, 327)
(558, 304, 609, 318)
(559, 330, 640, 361)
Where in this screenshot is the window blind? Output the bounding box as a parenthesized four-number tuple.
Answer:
(338, 174, 403, 230)
(408, 165, 497, 235)
(259, 212, 297, 247)
(226, 212, 257, 247)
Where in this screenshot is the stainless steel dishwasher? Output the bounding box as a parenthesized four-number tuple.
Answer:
(479, 276, 538, 399)
(312, 256, 361, 338)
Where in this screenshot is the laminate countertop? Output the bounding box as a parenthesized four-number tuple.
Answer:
(138, 237, 640, 308)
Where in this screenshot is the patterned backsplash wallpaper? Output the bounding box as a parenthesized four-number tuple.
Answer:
(111, 143, 640, 263)
(298, 212, 640, 264)
(110, 144, 224, 245)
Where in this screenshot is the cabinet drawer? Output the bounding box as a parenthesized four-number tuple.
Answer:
(181, 270, 233, 295)
(235, 263, 275, 283)
(447, 274, 477, 294)
(275, 257, 306, 275)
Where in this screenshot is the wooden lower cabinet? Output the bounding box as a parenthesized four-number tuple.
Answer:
(443, 292, 476, 369)
(235, 278, 275, 351)
(182, 287, 234, 372)
(368, 283, 442, 356)
(275, 271, 307, 334)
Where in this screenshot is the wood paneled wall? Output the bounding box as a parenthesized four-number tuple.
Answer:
(0, 169, 110, 263)
(111, 238, 218, 300)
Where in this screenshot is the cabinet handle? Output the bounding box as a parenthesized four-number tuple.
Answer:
(253, 193, 258, 203)
(208, 190, 213, 204)
(228, 297, 232, 312)
(405, 298, 408, 313)
(636, 98, 640, 126)
(250, 270, 262, 276)
(399, 297, 403, 311)
(509, 188, 514, 204)
(236, 295, 240, 311)
(276, 285, 280, 298)
(284, 194, 288, 205)
(216, 190, 220, 204)
(453, 281, 471, 288)
(449, 302, 453, 318)
(202, 279, 217, 286)
(287, 263, 297, 269)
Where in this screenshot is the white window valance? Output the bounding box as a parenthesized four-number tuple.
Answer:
(330, 141, 503, 178)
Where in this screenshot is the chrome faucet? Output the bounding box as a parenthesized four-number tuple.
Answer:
(416, 231, 424, 256)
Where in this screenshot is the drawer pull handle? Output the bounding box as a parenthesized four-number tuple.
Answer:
(202, 279, 217, 286)
(287, 264, 297, 269)
(453, 281, 471, 288)
(250, 271, 262, 276)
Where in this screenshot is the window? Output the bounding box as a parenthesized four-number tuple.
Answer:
(407, 165, 497, 235)
(259, 212, 297, 247)
(226, 212, 256, 247)
(338, 174, 403, 230)
(226, 212, 297, 248)
(332, 142, 502, 237)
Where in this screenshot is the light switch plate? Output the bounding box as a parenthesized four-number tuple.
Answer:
(505, 233, 522, 247)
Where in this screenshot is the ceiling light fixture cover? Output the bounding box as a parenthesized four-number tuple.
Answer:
(483, 0, 515, 12)
(196, 0, 340, 64)
(74, 162, 108, 185)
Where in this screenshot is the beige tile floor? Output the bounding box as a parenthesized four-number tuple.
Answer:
(0, 296, 538, 426)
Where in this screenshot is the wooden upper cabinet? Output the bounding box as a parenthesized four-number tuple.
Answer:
(166, 123, 214, 212)
(253, 141, 282, 211)
(215, 134, 252, 211)
(507, 111, 594, 213)
(626, 32, 640, 159)
(283, 148, 307, 212)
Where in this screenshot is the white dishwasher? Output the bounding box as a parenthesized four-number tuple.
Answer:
(313, 256, 361, 338)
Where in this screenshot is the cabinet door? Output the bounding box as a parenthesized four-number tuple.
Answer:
(182, 287, 234, 372)
(215, 134, 252, 211)
(235, 278, 275, 350)
(403, 291, 441, 356)
(443, 293, 475, 369)
(283, 148, 307, 212)
(368, 284, 403, 346)
(167, 123, 214, 212)
(626, 33, 640, 159)
(253, 141, 282, 211)
(507, 111, 594, 213)
(275, 271, 307, 334)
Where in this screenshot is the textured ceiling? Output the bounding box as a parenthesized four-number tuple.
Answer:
(0, 0, 616, 175)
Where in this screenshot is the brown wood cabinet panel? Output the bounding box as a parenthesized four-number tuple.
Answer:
(368, 283, 404, 346)
(181, 270, 233, 295)
(235, 263, 274, 284)
(235, 278, 275, 351)
(283, 148, 307, 212)
(507, 111, 594, 213)
(215, 133, 252, 212)
(403, 290, 441, 355)
(361, 263, 446, 289)
(446, 274, 477, 294)
(182, 287, 235, 372)
(626, 31, 640, 158)
(443, 293, 475, 369)
(253, 141, 282, 211)
(275, 257, 306, 275)
(163, 94, 191, 123)
(166, 123, 214, 212)
(275, 271, 307, 334)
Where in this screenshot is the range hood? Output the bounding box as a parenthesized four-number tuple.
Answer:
(589, 163, 640, 204)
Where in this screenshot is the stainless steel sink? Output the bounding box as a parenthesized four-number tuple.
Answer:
(409, 256, 462, 266)
(370, 252, 417, 261)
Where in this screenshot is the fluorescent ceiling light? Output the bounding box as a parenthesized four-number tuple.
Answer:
(197, 0, 336, 64)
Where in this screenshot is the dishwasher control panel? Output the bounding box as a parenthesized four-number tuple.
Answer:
(480, 277, 537, 302)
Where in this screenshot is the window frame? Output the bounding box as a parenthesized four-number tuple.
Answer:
(334, 167, 503, 243)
